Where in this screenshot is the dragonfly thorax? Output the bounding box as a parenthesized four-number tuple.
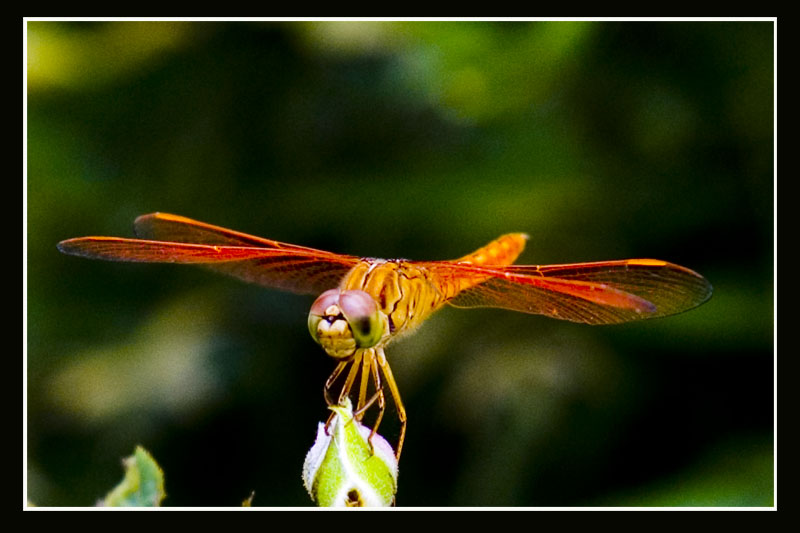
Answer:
(308, 289, 388, 360)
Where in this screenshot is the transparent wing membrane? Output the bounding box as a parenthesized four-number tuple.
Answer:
(58, 214, 359, 295)
(439, 259, 712, 324)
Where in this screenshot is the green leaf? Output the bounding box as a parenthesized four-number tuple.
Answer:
(303, 399, 398, 507)
(101, 445, 166, 507)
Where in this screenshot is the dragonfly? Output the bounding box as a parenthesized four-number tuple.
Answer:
(57, 213, 712, 459)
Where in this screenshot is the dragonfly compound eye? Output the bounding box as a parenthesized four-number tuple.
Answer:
(308, 289, 385, 359)
(337, 290, 385, 349)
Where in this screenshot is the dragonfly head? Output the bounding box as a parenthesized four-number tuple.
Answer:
(308, 289, 387, 359)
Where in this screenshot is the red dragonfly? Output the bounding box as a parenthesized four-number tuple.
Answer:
(58, 213, 712, 459)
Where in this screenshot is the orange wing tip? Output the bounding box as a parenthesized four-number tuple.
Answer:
(135, 212, 188, 225)
(626, 259, 669, 267)
(626, 258, 710, 284)
(134, 212, 159, 227)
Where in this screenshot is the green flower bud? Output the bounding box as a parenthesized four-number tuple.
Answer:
(302, 399, 398, 507)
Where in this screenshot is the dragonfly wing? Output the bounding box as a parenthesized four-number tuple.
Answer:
(133, 213, 326, 253)
(58, 215, 360, 295)
(430, 259, 712, 325)
(130, 212, 360, 293)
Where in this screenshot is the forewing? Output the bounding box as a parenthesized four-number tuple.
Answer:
(58, 214, 359, 295)
(133, 213, 326, 253)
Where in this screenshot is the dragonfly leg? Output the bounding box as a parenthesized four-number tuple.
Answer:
(324, 352, 362, 434)
(353, 387, 383, 420)
(356, 348, 372, 415)
(365, 353, 386, 451)
(376, 347, 407, 460)
(323, 360, 349, 407)
(337, 351, 362, 405)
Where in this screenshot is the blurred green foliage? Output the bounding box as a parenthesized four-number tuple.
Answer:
(26, 20, 773, 507)
(101, 446, 165, 507)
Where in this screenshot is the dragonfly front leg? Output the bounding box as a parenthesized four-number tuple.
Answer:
(323, 352, 363, 434)
(323, 360, 349, 407)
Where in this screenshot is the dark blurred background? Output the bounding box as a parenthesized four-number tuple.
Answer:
(26, 21, 774, 507)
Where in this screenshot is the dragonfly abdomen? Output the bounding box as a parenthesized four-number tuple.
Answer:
(454, 233, 528, 267)
(439, 232, 530, 297)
